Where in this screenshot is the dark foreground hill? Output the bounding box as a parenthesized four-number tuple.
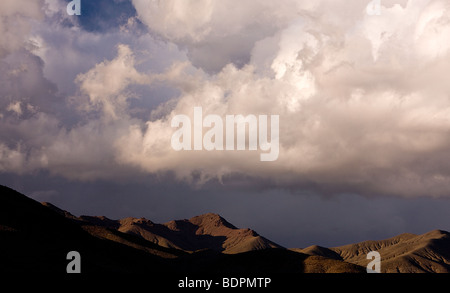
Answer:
(0, 185, 364, 274)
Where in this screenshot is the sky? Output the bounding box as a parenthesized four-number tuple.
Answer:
(2, 0, 450, 248)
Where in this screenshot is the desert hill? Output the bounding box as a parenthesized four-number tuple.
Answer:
(333, 230, 450, 273)
(298, 230, 450, 273)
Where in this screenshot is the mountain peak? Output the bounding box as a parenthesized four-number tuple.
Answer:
(119, 217, 154, 226)
(189, 213, 237, 230)
(299, 245, 343, 261)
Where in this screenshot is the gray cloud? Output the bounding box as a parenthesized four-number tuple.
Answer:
(0, 0, 45, 58)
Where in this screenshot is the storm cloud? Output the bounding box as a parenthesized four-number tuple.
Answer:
(2, 0, 450, 199)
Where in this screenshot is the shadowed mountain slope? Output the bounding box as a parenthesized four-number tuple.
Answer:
(0, 185, 365, 274)
(0, 185, 176, 273)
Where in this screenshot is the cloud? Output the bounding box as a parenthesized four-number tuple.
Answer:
(119, 0, 450, 197)
(6, 102, 23, 116)
(0, 0, 45, 58)
(76, 44, 150, 119)
(132, 0, 304, 72)
(2, 0, 450, 199)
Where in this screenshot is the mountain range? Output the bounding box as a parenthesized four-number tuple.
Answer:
(1, 185, 450, 274)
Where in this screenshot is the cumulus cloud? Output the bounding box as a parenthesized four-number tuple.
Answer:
(120, 0, 450, 197)
(3, 0, 450, 198)
(132, 0, 305, 72)
(76, 44, 150, 119)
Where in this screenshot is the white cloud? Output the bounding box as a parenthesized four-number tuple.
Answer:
(132, 0, 304, 72)
(6, 102, 22, 116)
(76, 44, 150, 120)
(414, 0, 450, 59)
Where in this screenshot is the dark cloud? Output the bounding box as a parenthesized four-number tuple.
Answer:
(5, 171, 450, 248)
(0, 50, 59, 114)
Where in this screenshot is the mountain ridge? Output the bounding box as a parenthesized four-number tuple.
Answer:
(72, 212, 282, 254)
(298, 229, 450, 273)
(4, 184, 450, 273)
(0, 185, 365, 273)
